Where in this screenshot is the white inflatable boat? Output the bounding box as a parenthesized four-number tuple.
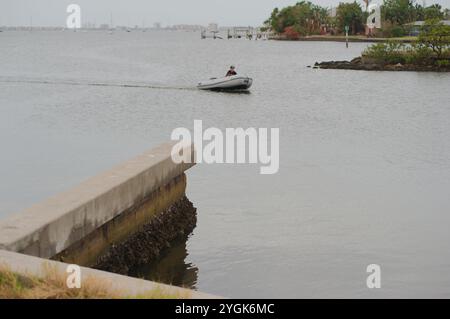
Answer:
(197, 75, 253, 91)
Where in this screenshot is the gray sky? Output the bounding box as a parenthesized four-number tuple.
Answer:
(1, 0, 449, 27)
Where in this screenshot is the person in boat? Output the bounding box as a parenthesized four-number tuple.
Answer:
(226, 65, 237, 77)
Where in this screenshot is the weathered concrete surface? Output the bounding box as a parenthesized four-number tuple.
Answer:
(52, 174, 194, 268)
(0, 250, 219, 299)
(0, 142, 195, 259)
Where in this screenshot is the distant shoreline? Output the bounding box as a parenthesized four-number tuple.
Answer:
(314, 57, 450, 72)
(269, 35, 418, 43)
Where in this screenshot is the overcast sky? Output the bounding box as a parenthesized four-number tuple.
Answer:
(1, 0, 449, 27)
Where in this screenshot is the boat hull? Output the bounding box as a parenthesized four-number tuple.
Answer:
(197, 76, 253, 91)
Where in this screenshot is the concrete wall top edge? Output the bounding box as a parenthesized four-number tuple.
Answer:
(0, 142, 195, 255)
(0, 250, 219, 299)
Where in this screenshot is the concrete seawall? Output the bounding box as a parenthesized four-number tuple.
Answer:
(0, 250, 219, 299)
(0, 142, 196, 271)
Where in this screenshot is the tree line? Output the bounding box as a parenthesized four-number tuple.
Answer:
(264, 0, 449, 37)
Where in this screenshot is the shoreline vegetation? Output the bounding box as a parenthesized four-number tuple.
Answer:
(263, 1, 449, 71)
(269, 34, 418, 43)
(314, 56, 450, 72)
(315, 19, 450, 72)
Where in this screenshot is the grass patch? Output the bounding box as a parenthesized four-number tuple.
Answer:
(0, 265, 188, 299)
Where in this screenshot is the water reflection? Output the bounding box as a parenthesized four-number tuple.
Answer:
(129, 237, 198, 290)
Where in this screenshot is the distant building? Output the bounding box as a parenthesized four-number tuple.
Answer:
(207, 23, 219, 32)
(227, 26, 254, 39)
(409, 20, 450, 26)
(172, 24, 204, 31)
(328, 7, 337, 18)
(407, 20, 450, 36)
(82, 22, 96, 29)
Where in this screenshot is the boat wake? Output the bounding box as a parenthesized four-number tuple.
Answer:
(0, 77, 196, 91)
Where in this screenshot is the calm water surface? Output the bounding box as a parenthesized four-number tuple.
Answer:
(1, 31, 450, 298)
